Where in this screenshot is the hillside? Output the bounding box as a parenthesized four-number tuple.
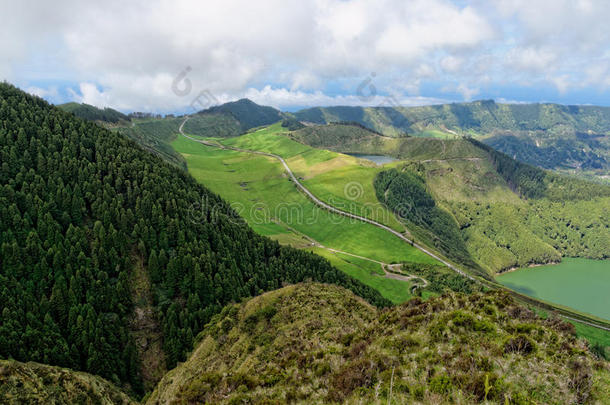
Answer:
(59, 102, 130, 124)
(0, 83, 389, 395)
(379, 141, 610, 273)
(148, 283, 610, 404)
(0, 359, 134, 404)
(287, 122, 388, 151)
(283, 123, 610, 274)
(201, 98, 284, 132)
(114, 117, 187, 168)
(293, 101, 610, 178)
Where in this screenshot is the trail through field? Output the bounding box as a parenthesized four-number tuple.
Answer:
(178, 117, 610, 332)
(273, 218, 428, 287)
(178, 117, 471, 280)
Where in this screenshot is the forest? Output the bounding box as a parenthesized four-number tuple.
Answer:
(0, 83, 388, 395)
(374, 168, 479, 270)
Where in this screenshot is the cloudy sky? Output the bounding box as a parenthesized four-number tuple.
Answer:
(3, 0, 610, 113)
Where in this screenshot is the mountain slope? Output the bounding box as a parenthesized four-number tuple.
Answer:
(0, 359, 134, 404)
(148, 283, 610, 404)
(285, 127, 609, 273)
(293, 101, 610, 178)
(201, 98, 284, 132)
(0, 83, 389, 395)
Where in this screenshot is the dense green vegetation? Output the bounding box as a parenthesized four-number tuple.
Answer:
(374, 168, 479, 270)
(400, 262, 484, 295)
(293, 100, 610, 178)
(468, 137, 610, 201)
(182, 112, 241, 138)
(0, 83, 392, 395)
(148, 283, 610, 404)
(0, 359, 134, 404)
(202, 98, 283, 131)
(59, 102, 130, 124)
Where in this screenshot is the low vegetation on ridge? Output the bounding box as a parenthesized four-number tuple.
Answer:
(148, 283, 610, 404)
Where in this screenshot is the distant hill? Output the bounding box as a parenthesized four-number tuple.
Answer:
(59, 102, 130, 124)
(200, 98, 284, 132)
(293, 101, 610, 178)
(287, 122, 386, 151)
(148, 283, 610, 404)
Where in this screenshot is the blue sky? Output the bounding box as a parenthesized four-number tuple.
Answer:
(3, 0, 610, 113)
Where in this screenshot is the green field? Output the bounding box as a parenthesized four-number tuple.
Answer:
(308, 248, 413, 304)
(224, 124, 406, 231)
(497, 258, 610, 320)
(171, 131, 440, 302)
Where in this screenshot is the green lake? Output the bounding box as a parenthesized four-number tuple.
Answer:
(497, 258, 610, 321)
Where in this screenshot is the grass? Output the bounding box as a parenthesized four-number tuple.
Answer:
(149, 283, 610, 404)
(224, 124, 405, 231)
(171, 135, 438, 269)
(309, 247, 412, 304)
(528, 306, 610, 359)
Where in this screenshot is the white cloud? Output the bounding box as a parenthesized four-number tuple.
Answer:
(3, 0, 610, 110)
(243, 85, 450, 109)
(26, 86, 59, 99)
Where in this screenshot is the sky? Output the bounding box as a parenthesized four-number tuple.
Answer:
(3, 0, 610, 113)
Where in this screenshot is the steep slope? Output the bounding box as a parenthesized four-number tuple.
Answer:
(181, 111, 242, 138)
(201, 98, 284, 132)
(293, 101, 610, 178)
(0, 359, 134, 404)
(148, 283, 610, 404)
(59, 102, 130, 125)
(0, 83, 389, 395)
(284, 123, 609, 273)
(370, 139, 610, 273)
(115, 116, 186, 168)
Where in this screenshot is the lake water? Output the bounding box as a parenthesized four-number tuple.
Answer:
(497, 258, 610, 320)
(348, 153, 397, 165)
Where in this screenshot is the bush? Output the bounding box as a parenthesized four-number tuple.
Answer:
(503, 335, 536, 355)
(429, 374, 452, 394)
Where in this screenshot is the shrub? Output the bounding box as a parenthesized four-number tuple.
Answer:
(328, 359, 378, 402)
(503, 335, 536, 355)
(429, 374, 452, 394)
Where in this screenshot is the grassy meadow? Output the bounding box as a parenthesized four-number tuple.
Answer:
(171, 132, 439, 303)
(224, 123, 406, 231)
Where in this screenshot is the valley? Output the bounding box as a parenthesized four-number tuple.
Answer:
(172, 121, 446, 303)
(3, 86, 610, 404)
(169, 112, 610, 332)
(6, 3, 610, 403)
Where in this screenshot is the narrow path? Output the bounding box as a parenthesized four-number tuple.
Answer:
(178, 118, 474, 282)
(178, 118, 610, 332)
(419, 157, 482, 163)
(271, 218, 428, 287)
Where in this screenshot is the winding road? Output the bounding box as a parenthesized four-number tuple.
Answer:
(179, 118, 473, 281)
(178, 118, 610, 332)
